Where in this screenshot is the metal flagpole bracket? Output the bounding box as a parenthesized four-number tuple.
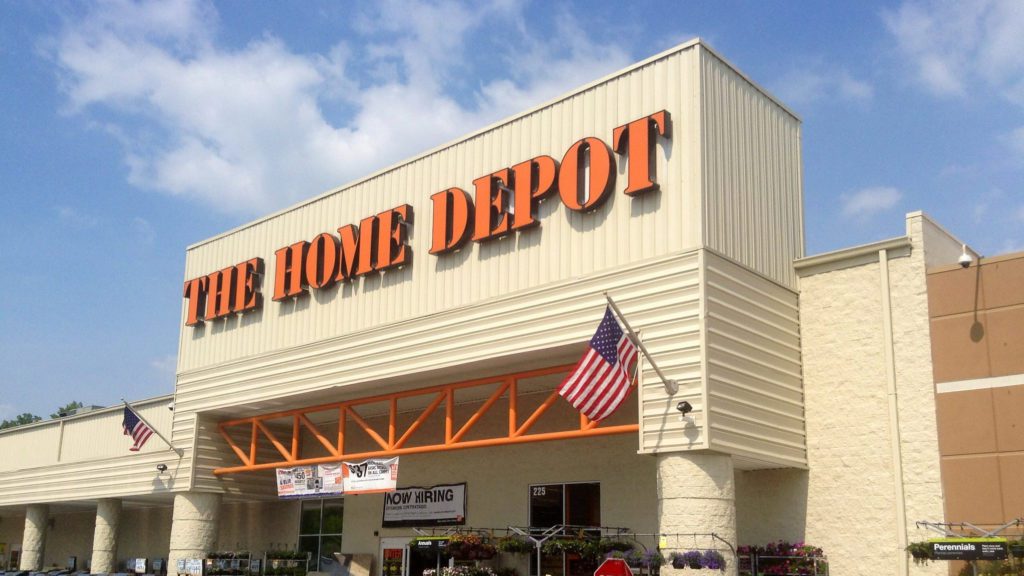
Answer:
(604, 292, 679, 396)
(122, 398, 184, 457)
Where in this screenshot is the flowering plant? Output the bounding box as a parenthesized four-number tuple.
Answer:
(739, 541, 826, 576)
(700, 550, 725, 571)
(606, 550, 663, 569)
(447, 534, 497, 560)
(424, 566, 497, 576)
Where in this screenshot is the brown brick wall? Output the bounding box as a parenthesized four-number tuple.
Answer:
(927, 252, 1024, 527)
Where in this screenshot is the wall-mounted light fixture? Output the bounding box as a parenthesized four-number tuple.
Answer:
(156, 463, 168, 473)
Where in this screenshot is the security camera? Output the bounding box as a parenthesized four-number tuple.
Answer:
(958, 245, 972, 269)
(676, 401, 693, 415)
(156, 464, 168, 473)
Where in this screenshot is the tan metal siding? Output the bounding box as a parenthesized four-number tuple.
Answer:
(700, 49, 803, 289)
(0, 398, 174, 473)
(703, 251, 806, 468)
(177, 252, 705, 488)
(0, 397, 186, 505)
(0, 425, 60, 471)
(0, 449, 188, 505)
(176, 46, 703, 374)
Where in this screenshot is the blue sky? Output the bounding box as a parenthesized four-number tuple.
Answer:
(2, 0, 1023, 420)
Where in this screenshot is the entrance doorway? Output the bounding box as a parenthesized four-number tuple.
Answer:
(379, 538, 409, 576)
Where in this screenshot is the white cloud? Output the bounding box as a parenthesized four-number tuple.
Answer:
(883, 0, 1024, 103)
(51, 0, 632, 216)
(841, 186, 903, 218)
(55, 205, 99, 228)
(773, 66, 873, 108)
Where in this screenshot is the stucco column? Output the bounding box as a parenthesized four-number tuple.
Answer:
(658, 452, 737, 576)
(20, 504, 49, 570)
(168, 492, 222, 573)
(91, 498, 122, 573)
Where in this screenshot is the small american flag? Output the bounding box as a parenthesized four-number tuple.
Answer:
(558, 306, 639, 421)
(122, 406, 154, 451)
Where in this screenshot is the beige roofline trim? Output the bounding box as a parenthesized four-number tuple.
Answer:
(794, 237, 912, 276)
(0, 394, 174, 436)
(186, 38, 799, 252)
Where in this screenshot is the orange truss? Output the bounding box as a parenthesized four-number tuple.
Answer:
(213, 363, 638, 475)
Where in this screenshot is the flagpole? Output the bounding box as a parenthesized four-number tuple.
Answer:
(603, 293, 679, 395)
(122, 399, 183, 456)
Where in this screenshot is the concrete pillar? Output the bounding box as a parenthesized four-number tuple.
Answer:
(168, 492, 222, 574)
(91, 498, 122, 573)
(658, 452, 737, 576)
(20, 504, 49, 571)
(245, 502, 264, 553)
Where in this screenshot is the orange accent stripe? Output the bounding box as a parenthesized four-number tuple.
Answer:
(218, 424, 251, 466)
(214, 362, 635, 476)
(394, 392, 445, 450)
(256, 420, 294, 462)
(347, 407, 389, 451)
(451, 381, 508, 444)
(515, 390, 560, 437)
(298, 414, 339, 457)
(215, 424, 637, 474)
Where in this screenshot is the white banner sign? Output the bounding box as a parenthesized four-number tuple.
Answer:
(382, 483, 466, 527)
(342, 457, 399, 494)
(276, 463, 345, 499)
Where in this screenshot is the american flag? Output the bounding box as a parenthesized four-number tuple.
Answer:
(558, 306, 639, 421)
(122, 406, 154, 452)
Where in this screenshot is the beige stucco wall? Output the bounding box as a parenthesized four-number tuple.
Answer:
(41, 510, 94, 569)
(758, 212, 948, 576)
(0, 511, 25, 568)
(207, 434, 657, 560)
(219, 500, 299, 553)
(347, 434, 659, 554)
(118, 505, 174, 565)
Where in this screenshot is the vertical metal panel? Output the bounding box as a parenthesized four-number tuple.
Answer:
(176, 45, 703, 375)
(60, 400, 173, 460)
(0, 424, 60, 471)
(703, 251, 806, 468)
(0, 397, 187, 504)
(700, 48, 804, 289)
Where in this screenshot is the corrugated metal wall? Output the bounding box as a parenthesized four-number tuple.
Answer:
(180, 252, 706, 488)
(703, 251, 806, 468)
(176, 44, 703, 374)
(700, 49, 804, 288)
(0, 397, 186, 505)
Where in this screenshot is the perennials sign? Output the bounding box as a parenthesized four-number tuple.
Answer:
(383, 483, 467, 527)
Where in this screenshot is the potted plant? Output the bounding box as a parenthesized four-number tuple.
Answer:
(700, 550, 725, 571)
(497, 536, 534, 555)
(680, 551, 702, 569)
(599, 540, 636, 554)
(1009, 540, 1024, 558)
(905, 541, 932, 565)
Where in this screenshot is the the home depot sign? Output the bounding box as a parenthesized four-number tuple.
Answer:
(182, 111, 670, 326)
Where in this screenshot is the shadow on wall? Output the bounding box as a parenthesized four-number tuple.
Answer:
(734, 468, 809, 545)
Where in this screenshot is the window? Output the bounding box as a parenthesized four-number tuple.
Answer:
(529, 482, 600, 576)
(298, 499, 344, 572)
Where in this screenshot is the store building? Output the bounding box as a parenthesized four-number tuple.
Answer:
(1, 39, 1016, 576)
